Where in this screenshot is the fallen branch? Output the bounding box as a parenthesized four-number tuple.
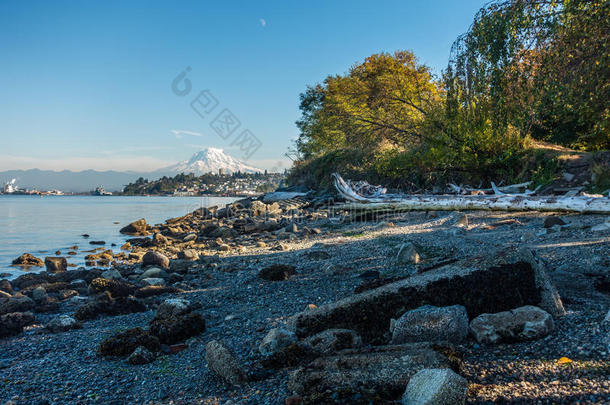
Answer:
(331, 173, 610, 214)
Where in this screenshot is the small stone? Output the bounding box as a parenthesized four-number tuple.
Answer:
(285, 223, 299, 233)
(303, 329, 362, 355)
(128, 346, 156, 365)
(256, 241, 267, 248)
(142, 251, 170, 269)
(177, 249, 199, 261)
(46, 315, 81, 333)
(142, 277, 165, 286)
(402, 368, 468, 405)
(183, 233, 197, 242)
(259, 328, 298, 356)
(455, 214, 469, 227)
(205, 340, 245, 385)
(139, 267, 169, 280)
(218, 244, 231, 252)
(155, 298, 191, 319)
(101, 269, 124, 280)
(562, 172, 575, 182)
(396, 242, 420, 265)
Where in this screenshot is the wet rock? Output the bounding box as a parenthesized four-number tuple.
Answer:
(74, 292, 146, 320)
(178, 249, 199, 261)
(10, 273, 52, 290)
(287, 248, 562, 343)
(0, 295, 34, 315)
(259, 328, 298, 356)
(469, 305, 554, 344)
(303, 328, 363, 355)
(100, 269, 124, 280)
(402, 368, 468, 405)
(288, 343, 454, 402)
(142, 277, 166, 286)
(0, 279, 13, 294)
(46, 315, 81, 333)
(12, 253, 44, 267)
(148, 312, 206, 345)
(0, 311, 35, 337)
(142, 251, 170, 269)
(391, 305, 469, 344)
(44, 257, 67, 273)
(31, 286, 48, 304)
(128, 346, 156, 365)
(98, 327, 160, 357)
(120, 218, 149, 236)
(205, 340, 245, 385)
(152, 232, 168, 246)
(259, 264, 296, 281)
(89, 241, 106, 245)
(88, 277, 136, 298)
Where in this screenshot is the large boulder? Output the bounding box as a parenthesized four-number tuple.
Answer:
(120, 218, 149, 236)
(391, 305, 469, 344)
(287, 247, 563, 343)
(142, 251, 170, 269)
(0, 312, 35, 338)
(205, 340, 245, 385)
(287, 343, 456, 403)
(402, 368, 468, 405)
(469, 305, 554, 344)
(12, 253, 44, 267)
(44, 257, 67, 273)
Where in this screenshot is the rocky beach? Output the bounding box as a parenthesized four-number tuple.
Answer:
(1, 194, 609, 404)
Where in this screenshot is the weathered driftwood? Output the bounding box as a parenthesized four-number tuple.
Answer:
(332, 173, 610, 214)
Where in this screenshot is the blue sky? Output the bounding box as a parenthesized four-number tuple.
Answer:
(0, 0, 487, 172)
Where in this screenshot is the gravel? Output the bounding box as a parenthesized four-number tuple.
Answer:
(1, 209, 609, 404)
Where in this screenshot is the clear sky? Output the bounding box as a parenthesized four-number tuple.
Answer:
(0, 0, 487, 172)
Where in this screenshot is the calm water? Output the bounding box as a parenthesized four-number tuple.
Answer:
(0, 195, 236, 279)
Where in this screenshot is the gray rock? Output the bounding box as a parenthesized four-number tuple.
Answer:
(303, 328, 362, 355)
(402, 368, 468, 405)
(101, 269, 124, 280)
(391, 305, 469, 344)
(396, 242, 421, 265)
(141, 277, 165, 286)
(259, 328, 297, 356)
(155, 298, 191, 320)
(32, 286, 48, 303)
(142, 251, 170, 269)
(205, 340, 245, 385)
(139, 267, 169, 280)
(470, 305, 554, 344)
(46, 315, 81, 333)
(128, 346, 156, 365)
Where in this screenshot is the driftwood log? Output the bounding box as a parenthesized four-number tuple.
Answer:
(332, 173, 610, 214)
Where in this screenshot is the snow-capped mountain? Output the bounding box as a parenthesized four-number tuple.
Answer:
(157, 148, 263, 175)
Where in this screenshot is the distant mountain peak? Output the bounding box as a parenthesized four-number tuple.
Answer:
(159, 148, 263, 175)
